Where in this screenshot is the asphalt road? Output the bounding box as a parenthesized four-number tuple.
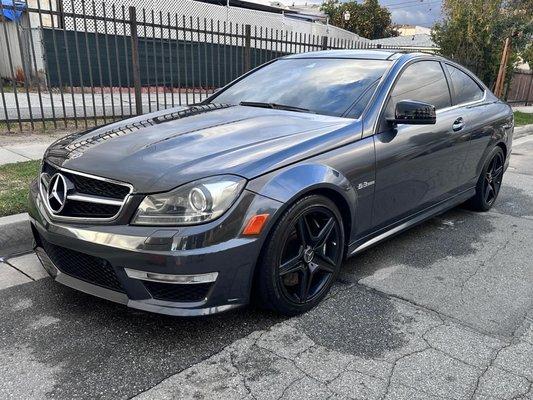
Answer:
(1, 135, 532, 400)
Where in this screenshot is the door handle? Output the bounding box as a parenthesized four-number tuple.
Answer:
(452, 117, 464, 132)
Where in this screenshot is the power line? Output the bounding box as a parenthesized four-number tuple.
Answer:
(382, 0, 428, 7)
(387, 0, 440, 9)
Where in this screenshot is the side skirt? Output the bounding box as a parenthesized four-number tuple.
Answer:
(347, 187, 476, 257)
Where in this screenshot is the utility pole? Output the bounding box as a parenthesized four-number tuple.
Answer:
(494, 37, 511, 98)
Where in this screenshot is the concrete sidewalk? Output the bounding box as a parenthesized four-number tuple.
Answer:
(0, 136, 58, 166)
(513, 105, 533, 113)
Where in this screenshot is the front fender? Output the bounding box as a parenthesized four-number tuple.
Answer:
(247, 163, 357, 234)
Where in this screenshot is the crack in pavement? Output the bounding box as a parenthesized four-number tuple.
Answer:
(459, 234, 514, 306)
(468, 312, 533, 400)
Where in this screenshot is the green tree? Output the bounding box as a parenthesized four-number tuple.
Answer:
(321, 0, 398, 40)
(521, 44, 533, 69)
(432, 0, 532, 88)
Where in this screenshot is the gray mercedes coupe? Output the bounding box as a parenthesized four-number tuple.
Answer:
(29, 50, 514, 316)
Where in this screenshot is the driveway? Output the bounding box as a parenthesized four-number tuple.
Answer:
(1, 135, 532, 399)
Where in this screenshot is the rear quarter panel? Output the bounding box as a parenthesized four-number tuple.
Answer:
(463, 100, 513, 185)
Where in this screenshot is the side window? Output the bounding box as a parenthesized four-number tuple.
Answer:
(385, 61, 451, 118)
(445, 64, 484, 105)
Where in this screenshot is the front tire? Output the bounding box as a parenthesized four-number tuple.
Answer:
(468, 146, 505, 211)
(256, 195, 345, 316)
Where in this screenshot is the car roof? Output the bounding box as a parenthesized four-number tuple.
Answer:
(284, 49, 407, 60)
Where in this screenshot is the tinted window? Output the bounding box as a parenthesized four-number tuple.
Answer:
(385, 61, 451, 117)
(345, 81, 379, 118)
(445, 64, 484, 105)
(211, 58, 390, 118)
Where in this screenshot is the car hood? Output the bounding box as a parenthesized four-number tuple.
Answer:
(45, 104, 356, 193)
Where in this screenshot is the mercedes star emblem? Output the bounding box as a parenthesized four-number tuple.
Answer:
(47, 173, 68, 214)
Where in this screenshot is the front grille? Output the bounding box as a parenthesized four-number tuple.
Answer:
(143, 281, 212, 302)
(62, 200, 120, 218)
(41, 162, 130, 219)
(68, 174, 130, 199)
(39, 236, 125, 293)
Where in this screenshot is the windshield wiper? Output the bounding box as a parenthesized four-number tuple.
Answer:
(239, 101, 313, 114)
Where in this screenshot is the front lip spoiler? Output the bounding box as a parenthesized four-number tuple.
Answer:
(35, 246, 245, 317)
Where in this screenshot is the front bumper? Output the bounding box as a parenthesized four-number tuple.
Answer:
(28, 180, 282, 316)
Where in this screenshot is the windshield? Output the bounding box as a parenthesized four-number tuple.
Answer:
(210, 58, 390, 118)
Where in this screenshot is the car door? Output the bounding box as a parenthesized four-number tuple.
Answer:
(443, 63, 495, 188)
(372, 60, 467, 229)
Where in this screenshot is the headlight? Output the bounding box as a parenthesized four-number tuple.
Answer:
(132, 175, 246, 226)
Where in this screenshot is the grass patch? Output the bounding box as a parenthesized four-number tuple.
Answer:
(514, 111, 533, 127)
(0, 160, 41, 217)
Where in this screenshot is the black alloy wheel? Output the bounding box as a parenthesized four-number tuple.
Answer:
(468, 146, 505, 211)
(256, 195, 345, 315)
(482, 151, 504, 207)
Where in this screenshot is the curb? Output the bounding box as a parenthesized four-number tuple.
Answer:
(514, 124, 533, 139)
(0, 213, 33, 258)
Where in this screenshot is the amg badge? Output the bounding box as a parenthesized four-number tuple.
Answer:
(357, 181, 375, 190)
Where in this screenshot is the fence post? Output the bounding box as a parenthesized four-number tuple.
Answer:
(129, 6, 142, 115)
(244, 24, 251, 72)
(526, 73, 533, 106)
(321, 36, 328, 50)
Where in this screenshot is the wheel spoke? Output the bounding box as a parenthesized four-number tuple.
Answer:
(279, 249, 304, 276)
(484, 183, 494, 202)
(312, 256, 335, 273)
(298, 267, 312, 302)
(315, 249, 336, 267)
(296, 217, 313, 246)
(493, 166, 503, 180)
(491, 181, 500, 196)
(313, 217, 335, 249)
(487, 158, 495, 173)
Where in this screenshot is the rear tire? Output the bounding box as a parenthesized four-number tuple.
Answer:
(256, 195, 345, 316)
(468, 146, 505, 211)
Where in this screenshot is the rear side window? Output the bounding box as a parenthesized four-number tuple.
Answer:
(445, 64, 484, 105)
(385, 61, 451, 117)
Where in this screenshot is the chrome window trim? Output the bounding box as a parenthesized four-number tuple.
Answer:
(436, 90, 488, 114)
(39, 161, 134, 223)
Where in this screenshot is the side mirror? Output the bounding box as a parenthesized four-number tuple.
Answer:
(388, 100, 436, 125)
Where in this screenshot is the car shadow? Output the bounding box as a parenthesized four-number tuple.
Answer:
(341, 207, 496, 280)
